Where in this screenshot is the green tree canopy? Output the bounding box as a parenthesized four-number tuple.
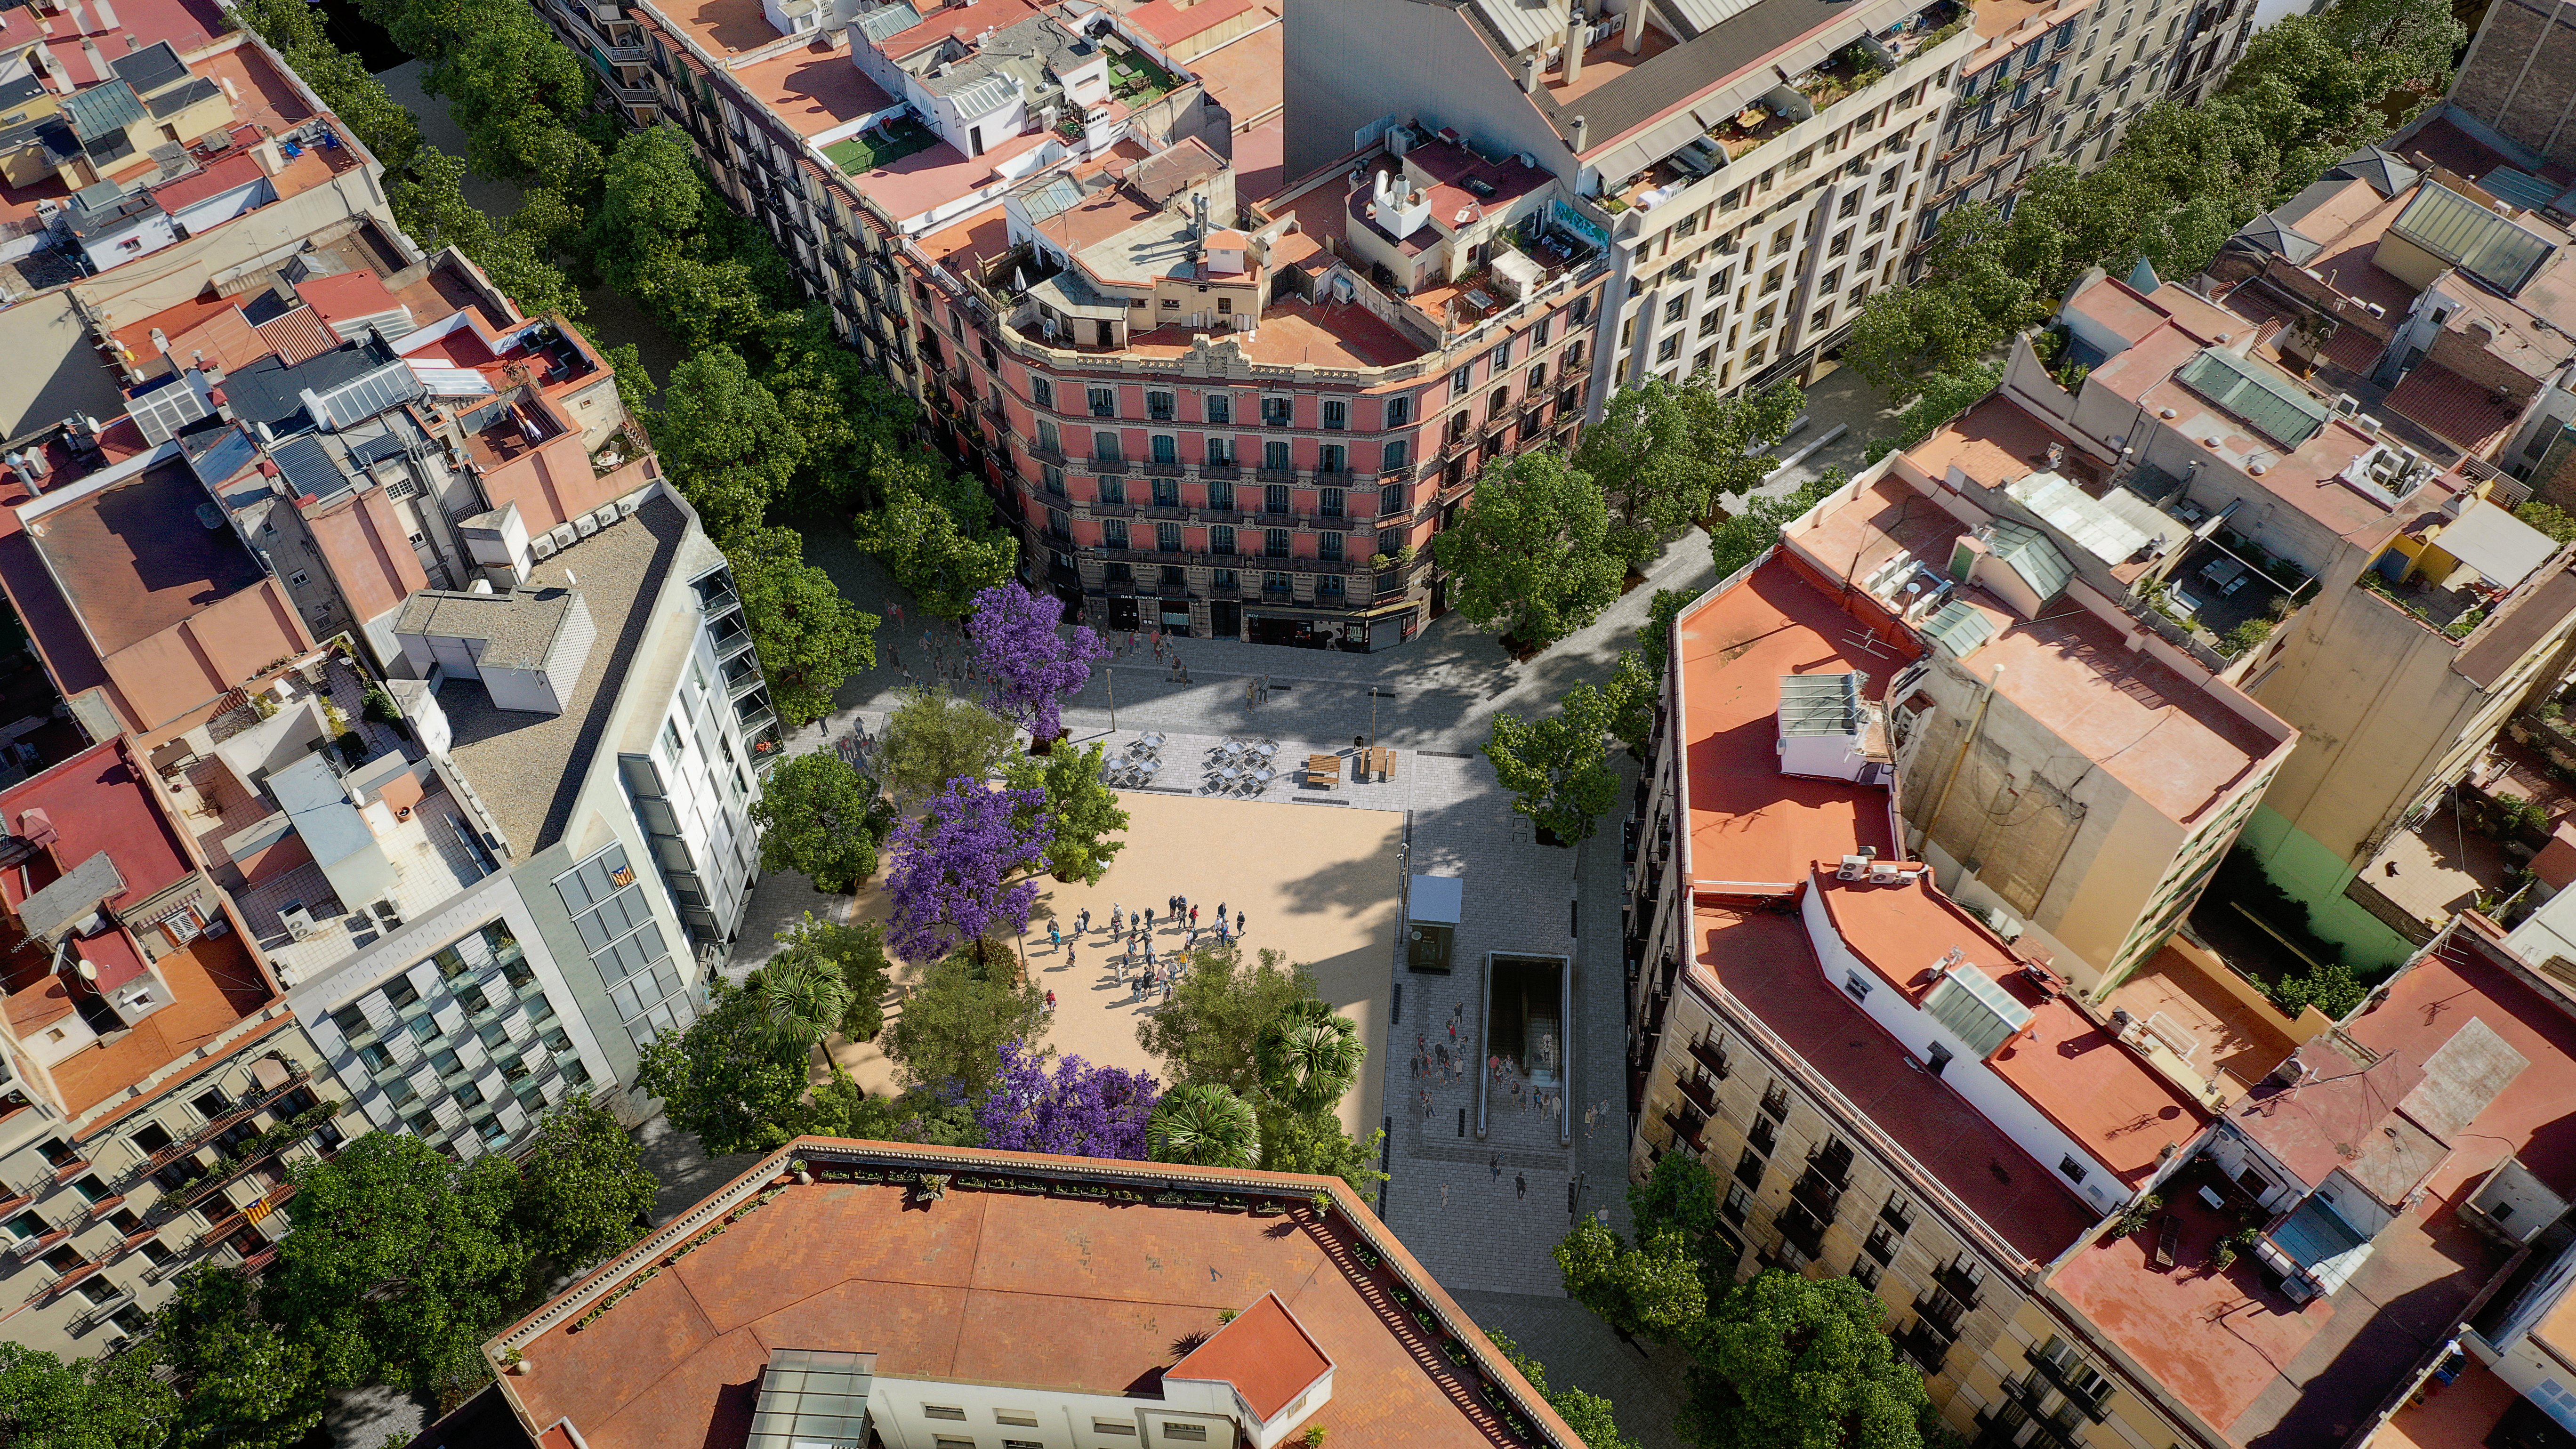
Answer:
(512, 1092, 656, 1272)
(1255, 1098, 1386, 1195)
(882, 949, 1049, 1098)
(0, 1341, 180, 1449)
(728, 524, 878, 729)
(749, 750, 888, 893)
(635, 974, 818, 1156)
(857, 478, 1018, 619)
(880, 687, 1017, 804)
(1255, 998, 1364, 1113)
(771, 913, 893, 1044)
(1004, 741, 1130, 884)
(652, 346, 802, 546)
(1487, 683, 1623, 844)
(1431, 449, 1624, 650)
(263, 1133, 533, 1398)
(1135, 944, 1320, 1098)
(748, 950, 856, 1055)
(1680, 1271, 1933, 1449)
(155, 1266, 327, 1449)
(1577, 378, 1711, 570)
(1556, 1218, 1708, 1343)
(1149, 1083, 1263, 1168)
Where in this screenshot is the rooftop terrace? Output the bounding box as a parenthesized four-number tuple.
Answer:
(489, 1141, 1583, 1449)
(2054, 927, 2576, 1447)
(436, 493, 693, 854)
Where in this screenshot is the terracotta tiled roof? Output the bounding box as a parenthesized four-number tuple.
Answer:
(252, 305, 335, 366)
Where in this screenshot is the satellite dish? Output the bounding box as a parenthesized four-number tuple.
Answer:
(75, 959, 97, 982)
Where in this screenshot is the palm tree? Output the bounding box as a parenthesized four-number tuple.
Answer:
(1256, 1000, 1363, 1113)
(748, 954, 854, 1056)
(1149, 1084, 1262, 1169)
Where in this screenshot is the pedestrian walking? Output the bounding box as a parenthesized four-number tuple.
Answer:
(1189, 904, 1199, 928)
(1145, 905, 1156, 929)
(1215, 901, 1226, 925)
(1079, 908, 1091, 934)
(1153, 633, 1164, 661)
(1489, 1155, 1502, 1184)
(890, 601, 903, 627)
(1111, 905, 1123, 934)
(1236, 910, 1246, 934)
(1246, 678, 1257, 707)
(1516, 1172, 1527, 1199)
(1068, 945, 1078, 973)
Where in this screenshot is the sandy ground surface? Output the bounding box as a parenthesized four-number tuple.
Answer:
(826, 789, 1401, 1139)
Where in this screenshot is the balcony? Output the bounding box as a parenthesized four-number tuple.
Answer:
(1915, 1284, 1972, 1338)
(1675, 1072, 1718, 1116)
(1790, 1166, 1845, 1221)
(1897, 1320, 1956, 1376)
(1661, 1108, 1707, 1154)
(1993, 1375, 2092, 1449)
(2026, 1349, 2115, 1421)
(1775, 1201, 1829, 1260)
(1932, 1259, 1983, 1308)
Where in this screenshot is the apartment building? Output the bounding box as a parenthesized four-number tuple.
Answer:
(1773, 418, 2298, 996)
(464, 1139, 1591, 1449)
(0, 0, 405, 446)
(0, 736, 365, 1358)
(0, 250, 770, 1167)
(1620, 535, 2254, 1449)
(1287, 0, 1971, 402)
(1969, 256, 2576, 974)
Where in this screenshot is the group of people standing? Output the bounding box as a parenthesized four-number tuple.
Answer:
(1044, 895, 1248, 1005)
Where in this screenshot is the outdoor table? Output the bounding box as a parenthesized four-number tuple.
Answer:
(1307, 753, 1341, 786)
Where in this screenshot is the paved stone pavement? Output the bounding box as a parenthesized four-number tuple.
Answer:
(1755, 360, 1905, 498)
(1457, 1288, 1696, 1449)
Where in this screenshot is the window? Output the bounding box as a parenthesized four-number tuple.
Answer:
(1322, 399, 1347, 430)
(1095, 1422, 1139, 1437)
(1098, 477, 1127, 505)
(1036, 418, 1060, 454)
(923, 1402, 966, 1417)
(1664, 295, 1689, 323)
(1042, 464, 1067, 497)
(996, 1410, 1040, 1427)
(933, 1440, 975, 1449)
(1213, 568, 1239, 590)
(289, 570, 310, 588)
(1385, 394, 1411, 427)
(1379, 528, 1405, 558)
(1318, 574, 1344, 597)
(1264, 483, 1291, 513)
(1446, 412, 1469, 445)
(1162, 1426, 1208, 1443)
(1265, 529, 1290, 558)
(1656, 336, 1681, 363)
(1925, 1041, 1952, 1075)
(1320, 532, 1344, 562)
(1088, 386, 1116, 418)
(1104, 519, 1129, 550)
(1031, 377, 1054, 410)
(1263, 571, 1292, 594)
(1320, 487, 1346, 517)
(1450, 364, 1472, 399)
(1262, 395, 1292, 427)
(1851, 1257, 1881, 1291)
(1151, 477, 1180, 507)
(2058, 1155, 2090, 1185)
(1147, 390, 1175, 420)
(1094, 430, 1122, 462)
(1207, 478, 1234, 510)
(1380, 482, 1406, 515)
(1319, 444, 1347, 475)
(1211, 525, 1236, 555)
(1204, 393, 1231, 425)
(1264, 441, 1291, 472)
(1842, 970, 1872, 1002)
(1206, 437, 1233, 467)
(1382, 440, 1408, 473)
(1151, 435, 1178, 466)
(1157, 522, 1182, 552)
(1723, 1182, 1753, 1224)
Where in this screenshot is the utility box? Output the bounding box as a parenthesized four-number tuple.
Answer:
(1406, 873, 1462, 972)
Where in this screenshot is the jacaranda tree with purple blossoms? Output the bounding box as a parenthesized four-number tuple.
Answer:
(975, 1038, 1159, 1158)
(884, 776, 1052, 965)
(969, 580, 1110, 746)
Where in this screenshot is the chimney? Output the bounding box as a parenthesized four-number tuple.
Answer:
(1562, 7, 1586, 86)
(64, 0, 87, 33)
(1570, 114, 1587, 152)
(253, 135, 283, 173)
(91, 0, 115, 29)
(80, 35, 105, 82)
(1624, 0, 1646, 52)
(1520, 52, 1538, 92)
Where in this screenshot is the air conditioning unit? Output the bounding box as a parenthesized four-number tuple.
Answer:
(1868, 864, 1905, 885)
(573, 512, 600, 539)
(280, 906, 318, 941)
(530, 533, 559, 561)
(1837, 853, 1874, 879)
(1929, 945, 1967, 977)
(9, 1233, 49, 1260)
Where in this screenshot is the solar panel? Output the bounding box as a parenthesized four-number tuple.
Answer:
(129, 378, 210, 445)
(307, 360, 423, 431)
